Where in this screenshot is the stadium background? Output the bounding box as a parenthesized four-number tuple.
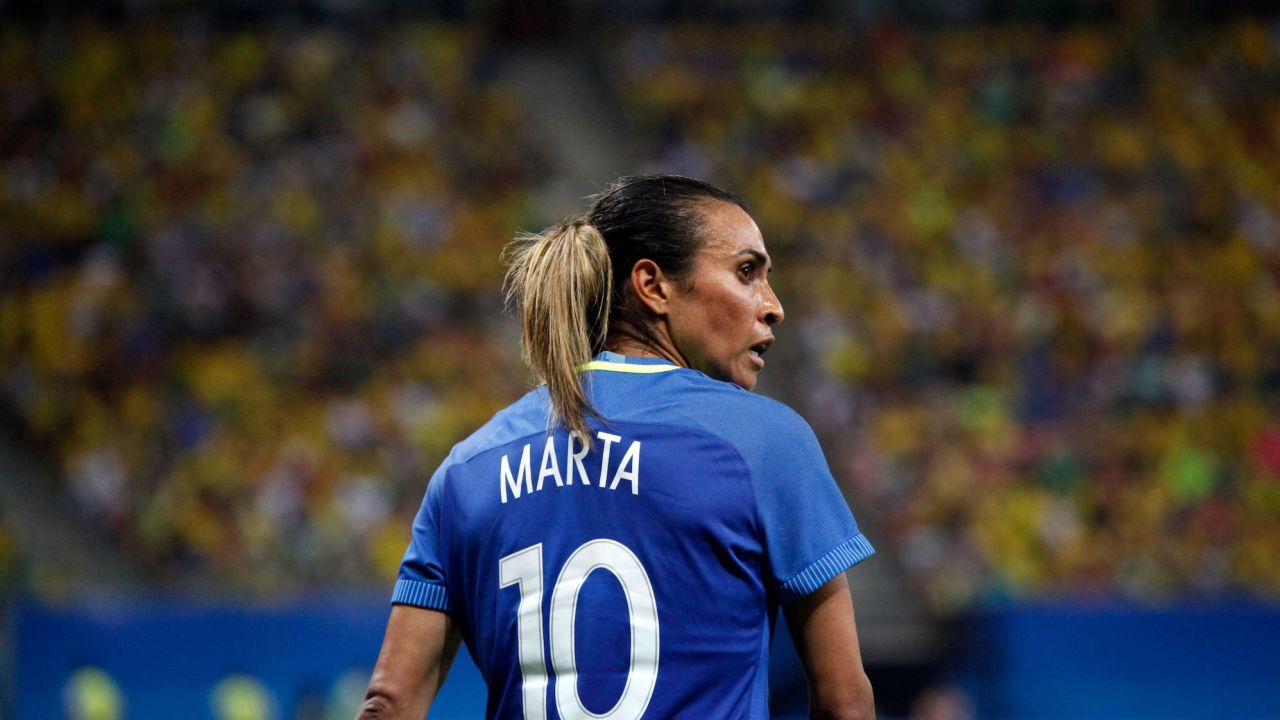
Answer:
(2, 0, 1279, 717)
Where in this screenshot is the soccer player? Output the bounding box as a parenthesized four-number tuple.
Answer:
(358, 175, 876, 720)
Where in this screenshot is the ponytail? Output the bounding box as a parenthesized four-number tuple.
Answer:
(503, 218, 613, 442)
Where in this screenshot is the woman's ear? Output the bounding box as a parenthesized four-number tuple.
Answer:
(630, 258, 674, 317)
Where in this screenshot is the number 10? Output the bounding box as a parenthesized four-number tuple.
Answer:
(499, 539, 660, 720)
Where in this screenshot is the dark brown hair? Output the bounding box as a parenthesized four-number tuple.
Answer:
(504, 175, 748, 441)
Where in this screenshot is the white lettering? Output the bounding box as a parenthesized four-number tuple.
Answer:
(596, 432, 622, 488)
(537, 435, 562, 490)
(566, 431, 589, 486)
(501, 444, 533, 504)
(611, 440, 641, 495)
(501, 431, 643, 503)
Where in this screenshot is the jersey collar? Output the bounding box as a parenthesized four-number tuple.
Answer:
(580, 351, 682, 374)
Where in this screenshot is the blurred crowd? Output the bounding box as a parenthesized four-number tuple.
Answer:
(2, 17, 1279, 611)
(1, 19, 543, 591)
(605, 21, 1280, 610)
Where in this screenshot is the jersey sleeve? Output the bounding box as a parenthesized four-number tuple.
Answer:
(391, 462, 451, 611)
(749, 406, 875, 605)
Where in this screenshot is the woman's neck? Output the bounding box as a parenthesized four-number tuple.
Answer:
(605, 323, 686, 368)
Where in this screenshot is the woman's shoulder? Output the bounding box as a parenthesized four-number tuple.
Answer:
(662, 371, 820, 453)
(658, 373, 832, 490)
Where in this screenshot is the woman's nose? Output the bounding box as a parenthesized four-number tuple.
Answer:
(761, 284, 784, 326)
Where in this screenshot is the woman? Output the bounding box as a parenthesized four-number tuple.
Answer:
(358, 175, 876, 720)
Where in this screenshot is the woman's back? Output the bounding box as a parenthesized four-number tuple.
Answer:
(359, 176, 875, 720)
(397, 352, 873, 719)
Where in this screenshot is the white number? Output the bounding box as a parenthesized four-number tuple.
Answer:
(500, 544, 549, 720)
(499, 539, 660, 720)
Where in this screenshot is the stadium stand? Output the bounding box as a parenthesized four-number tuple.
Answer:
(600, 20, 1280, 612)
(1, 20, 545, 590)
(3, 13, 1279, 609)
(2, 9, 1280, 718)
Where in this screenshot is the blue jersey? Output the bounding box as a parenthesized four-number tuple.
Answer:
(394, 352, 874, 720)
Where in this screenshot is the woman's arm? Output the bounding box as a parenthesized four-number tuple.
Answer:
(356, 604, 461, 720)
(783, 575, 876, 720)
